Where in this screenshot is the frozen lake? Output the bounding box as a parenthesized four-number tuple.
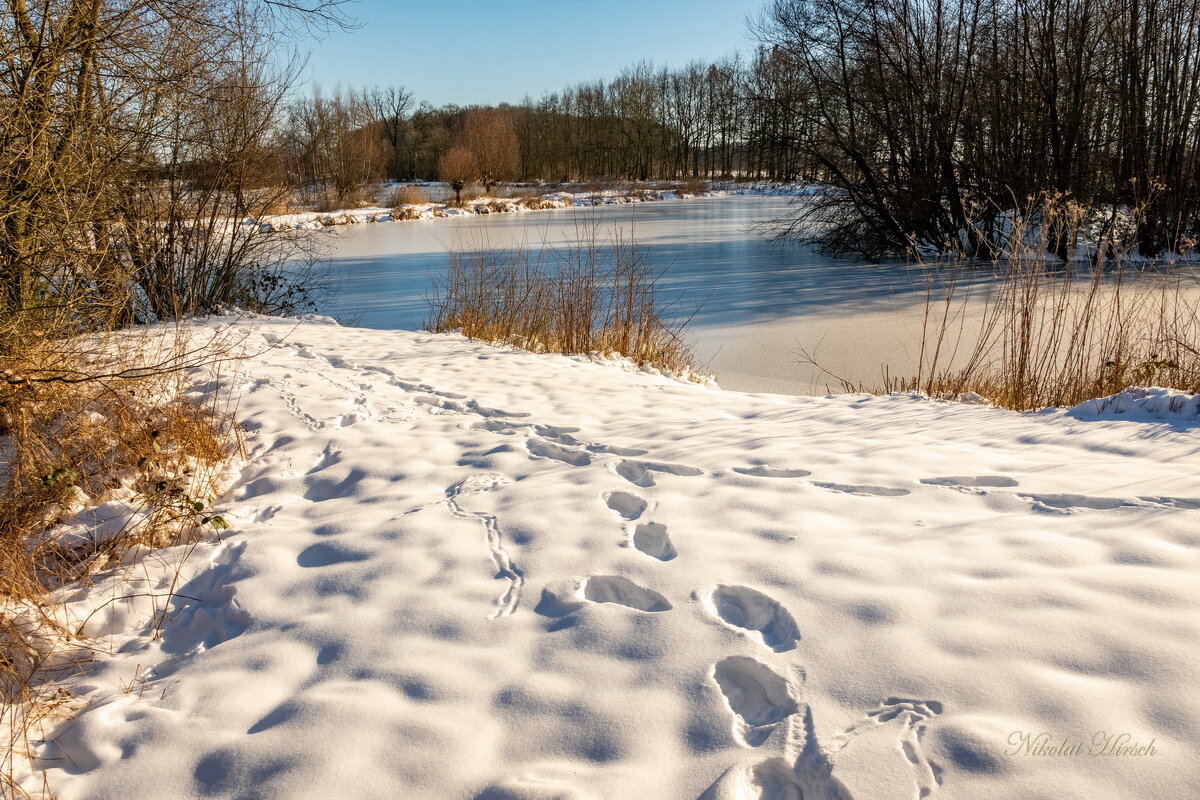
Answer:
(320, 196, 960, 395)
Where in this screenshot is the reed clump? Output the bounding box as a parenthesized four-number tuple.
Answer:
(427, 228, 697, 374)
(852, 197, 1200, 410)
(389, 184, 430, 208)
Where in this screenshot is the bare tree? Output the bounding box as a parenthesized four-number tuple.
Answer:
(439, 146, 478, 205)
(368, 85, 415, 180)
(0, 0, 352, 331)
(459, 107, 521, 193)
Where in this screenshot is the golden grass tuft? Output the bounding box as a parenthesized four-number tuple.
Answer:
(427, 227, 697, 375)
(389, 184, 430, 208)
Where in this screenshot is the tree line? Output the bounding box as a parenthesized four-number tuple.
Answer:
(280, 50, 821, 202)
(287, 0, 1200, 259)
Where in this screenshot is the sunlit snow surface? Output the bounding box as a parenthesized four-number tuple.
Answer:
(34, 317, 1200, 800)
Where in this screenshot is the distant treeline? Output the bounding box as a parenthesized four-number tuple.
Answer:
(286, 0, 1200, 259)
(281, 49, 813, 197)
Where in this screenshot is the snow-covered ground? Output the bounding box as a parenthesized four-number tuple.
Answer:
(30, 317, 1200, 800)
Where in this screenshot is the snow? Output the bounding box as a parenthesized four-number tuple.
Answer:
(27, 316, 1200, 800)
(255, 182, 817, 233)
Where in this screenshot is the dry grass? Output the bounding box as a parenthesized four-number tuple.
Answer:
(427, 227, 697, 374)
(820, 199, 1200, 410)
(251, 188, 298, 217)
(308, 186, 377, 212)
(665, 178, 709, 196)
(389, 184, 430, 208)
(0, 324, 242, 796)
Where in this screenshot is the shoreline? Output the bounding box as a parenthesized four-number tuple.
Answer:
(254, 181, 818, 233)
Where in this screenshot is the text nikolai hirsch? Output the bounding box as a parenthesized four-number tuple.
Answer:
(1006, 731, 1157, 757)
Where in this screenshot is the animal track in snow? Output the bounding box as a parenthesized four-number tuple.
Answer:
(614, 459, 703, 487)
(445, 474, 523, 619)
(604, 491, 647, 521)
(712, 656, 799, 748)
(812, 482, 910, 497)
(631, 522, 677, 561)
(273, 375, 323, 431)
(581, 576, 672, 612)
(704, 585, 800, 653)
(827, 698, 944, 800)
(733, 467, 812, 479)
(921, 475, 1018, 488)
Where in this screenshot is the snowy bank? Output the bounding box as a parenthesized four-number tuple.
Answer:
(255, 181, 818, 233)
(28, 317, 1200, 800)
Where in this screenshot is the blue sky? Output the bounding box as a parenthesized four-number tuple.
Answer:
(298, 0, 763, 106)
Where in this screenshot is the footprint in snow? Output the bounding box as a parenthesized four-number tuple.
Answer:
(306, 445, 342, 475)
(703, 585, 800, 653)
(603, 490, 647, 521)
(614, 458, 703, 487)
(921, 475, 1018, 488)
(1018, 492, 1131, 511)
(525, 439, 592, 467)
(712, 656, 799, 748)
(631, 522, 677, 561)
(388, 377, 468, 400)
(732, 466, 812, 479)
(696, 757, 808, 800)
(812, 482, 910, 497)
(582, 576, 672, 612)
(1137, 495, 1200, 509)
(296, 542, 371, 568)
(586, 442, 648, 457)
(534, 575, 672, 616)
(698, 697, 944, 800)
(474, 776, 595, 800)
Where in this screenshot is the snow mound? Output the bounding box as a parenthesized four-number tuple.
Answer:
(1069, 386, 1200, 422)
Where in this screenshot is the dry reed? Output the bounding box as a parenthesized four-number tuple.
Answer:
(814, 198, 1200, 410)
(389, 184, 430, 208)
(427, 226, 697, 374)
